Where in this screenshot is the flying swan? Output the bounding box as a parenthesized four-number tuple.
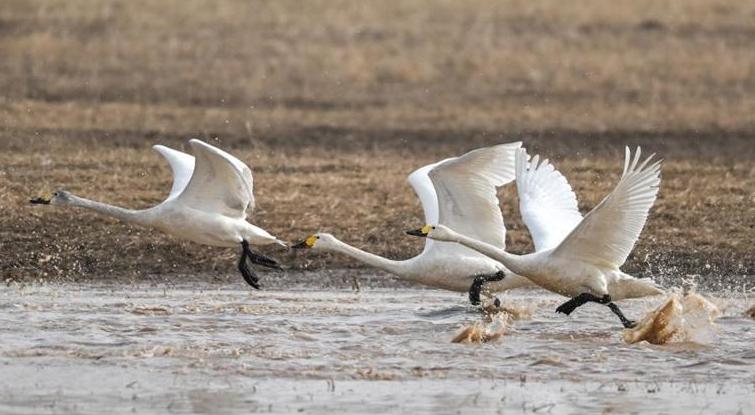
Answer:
(30, 139, 284, 288)
(409, 147, 664, 327)
(293, 143, 536, 302)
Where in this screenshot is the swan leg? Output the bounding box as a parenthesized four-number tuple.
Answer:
(241, 241, 282, 270)
(607, 302, 637, 328)
(238, 241, 261, 289)
(247, 251, 283, 270)
(555, 293, 610, 315)
(557, 293, 636, 328)
(468, 271, 505, 305)
(555, 293, 594, 315)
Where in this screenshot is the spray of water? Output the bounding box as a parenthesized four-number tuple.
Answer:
(451, 312, 511, 344)
(623, 291, 721, 345)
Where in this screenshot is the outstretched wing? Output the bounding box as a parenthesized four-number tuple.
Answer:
(516, 149, 582, 252)
(152, 145, 195, 201)
(406, 159, 453, 253)
(551, 147, 662, 268)
(429, 142, 522, 250)
(176, 139, 255, 218)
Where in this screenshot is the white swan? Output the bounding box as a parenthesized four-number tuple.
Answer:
(293, 143, 537, 302)
(30, 139, 284, 288)
(409, 147, 664, 327)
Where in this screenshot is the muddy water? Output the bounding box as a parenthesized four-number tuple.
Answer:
(0, 281, 753, 414)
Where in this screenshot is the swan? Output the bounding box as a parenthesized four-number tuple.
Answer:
(408, 147, 664, 328)
(30, 139, 285, 289)
(292, 143, 538, 302)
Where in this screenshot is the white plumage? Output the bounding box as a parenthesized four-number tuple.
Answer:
(415, 147, 664, 327)
(551, 147, 663, 268)
(31, 139, 283, 289)
(295, 143, 536, 296)
(515, 150, 583, 252)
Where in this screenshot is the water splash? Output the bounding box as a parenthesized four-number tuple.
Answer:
(481, 297, 537, 320)
(623, 292, 721, 345)
(451, 311, 511, 343)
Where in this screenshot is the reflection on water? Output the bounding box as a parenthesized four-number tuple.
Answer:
(0, 281, 753, 414)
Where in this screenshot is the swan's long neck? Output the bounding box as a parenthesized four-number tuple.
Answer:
(327, 239, 406, 276)
(443, 231, 530, 275)
(66, 194, 155, 227)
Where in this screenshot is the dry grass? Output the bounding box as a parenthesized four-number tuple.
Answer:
(1, 0, 753, 285)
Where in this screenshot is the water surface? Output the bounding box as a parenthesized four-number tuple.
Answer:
(1, 282, 752, 414)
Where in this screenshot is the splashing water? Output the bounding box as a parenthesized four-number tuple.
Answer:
(480, 298, 536, 320)
(451, 312, 511, 343)
(623, 292, 721, 345)
(1, 281, 753, 414)
(452, 299, 537, 343)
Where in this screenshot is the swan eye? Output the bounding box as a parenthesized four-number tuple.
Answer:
(432, 226, 436, 230)
(53, 192, 59, 196)
(316, 236, 320, 239)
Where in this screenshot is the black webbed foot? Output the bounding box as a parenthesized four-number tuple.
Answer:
(247, 251, 283, 270)
(238, 240, 268, 289)
(238, 253, 260, 289)
(555, 293, 598, 315)
(557, 292, 636, 328)
(468, 271, 505, 305)
(469, 276, 486, 306)
(555, 302, 576, 315)
(607, 302, 636, 328)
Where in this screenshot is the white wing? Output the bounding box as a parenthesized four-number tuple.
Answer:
(516, 148, 582, 252)
(176, 139, 255, 218)
(407, 159, 454, 253)
(429, 142, 522, 250)
(551, 147, 662, 268)
(152, 145, 195, 201)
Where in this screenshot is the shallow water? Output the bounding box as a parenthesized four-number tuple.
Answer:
(0, 281, 753, 414)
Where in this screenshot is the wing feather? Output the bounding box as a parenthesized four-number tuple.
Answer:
(551, 147, 662, 267)
(429, 142, 522, 250)
(152, 145, 195, 201)
(176, 139, 255, 218)
(515, 149, 582, 251)
(407, 160, 448, 253)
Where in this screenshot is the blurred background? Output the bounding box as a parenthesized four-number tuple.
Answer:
(1, 0, 753, 286)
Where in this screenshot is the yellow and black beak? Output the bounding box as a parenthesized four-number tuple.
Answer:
(292, 235, 317, 249)
(406, 224, 431, 237)
(30, 194, 52, 205)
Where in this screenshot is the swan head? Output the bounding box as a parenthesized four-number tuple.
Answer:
(30, 190, 73, 206)
(291, 233, 338, 250)
(406, 224, 455, 241)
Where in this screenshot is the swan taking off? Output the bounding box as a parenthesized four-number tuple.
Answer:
(409, 147, 664, 328)
(30, 139, 284, 289)
(292, 143, 535, 301)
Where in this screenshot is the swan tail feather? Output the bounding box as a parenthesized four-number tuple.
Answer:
(611, 275, 665, 300)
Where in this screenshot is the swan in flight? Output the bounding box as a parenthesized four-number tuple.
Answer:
(293, 143, 535, 301)
(409, 147, 664, 327)
(30, 139, 284, 289)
